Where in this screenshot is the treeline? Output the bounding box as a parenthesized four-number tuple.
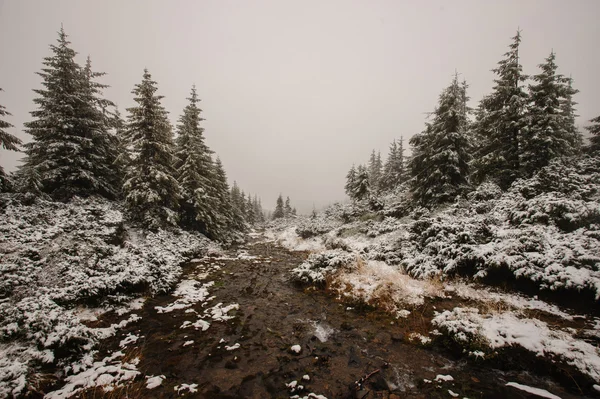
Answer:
(0, 27, 265, 240)
(346, 31, 600, 207)
(272, 194, 297, 219)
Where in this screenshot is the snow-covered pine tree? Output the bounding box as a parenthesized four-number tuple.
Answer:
(229, 182, 246, 230)
(380, 142, 397, 192)
(123, 68, 180, 229)
(368, 150, 382, 191)
(353, 164, 370, 201)
(292, 207, 297, 216)
(409, 74, 471, 206)
(284, 196, 292, 217)
(472, 31, 528, 189)
(587, 116, 600, 154)
(521, 51, 576, 176)
(273, 194, 285, 219)
(381, 137, 407, 191)
(0, 88, 21, 192)
(22, 27, 118, 200)
(345, 164, 357, 199)
(112, 107, 130, 191)
(245, 195, 256, 225)
(174, 85, 218, 235)
(560, 76, 583, 155)
(212, 157, 237, 238)
(80, 56, 121, 198)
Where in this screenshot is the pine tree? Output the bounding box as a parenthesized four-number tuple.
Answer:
(273, 194, 285, 219)
(21, 27, 118, 200)
(522, 51, 576, 176)
(353, 164, 370, 201)
(472, 31, 528, 189)
(80, 56, 121, 198)
(409, 74, 471, 206)
(229, 182, 246, 230)
(345, 164, 357, 199)
(174, 85, 217, 235)
(560, 76, 583, 154)
(586, 116, 600, 154)
(123, 68, 180, 229)
(284, 196, 292, 217)
(381, 137, 407, 191)
(245, 195, 256, 224)
(212, 157, 236, 238)
(112, 107, 130, 188)
(0, 88, 21, 192)
(368, 150, 382, 191)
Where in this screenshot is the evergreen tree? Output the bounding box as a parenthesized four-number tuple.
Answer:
(284, 196, 292, 217)
(245, 195, 256, 224)
(522, 51, 576, 176)
(586, 116, 600, 154)
(174, 85, 217, 235)
(123, 68, 180, 229)
(0, 88, 21, 191)
(212, 157, 237, 238)
(80, 56, 121, 198)
(353, 164, 370, 201)
(273, 194, 285, 219)
(381, 137, 406, 191)
(292, 207, 297, 216)
(472, 31, 528, 189)
(22, 27, 118, 200)
(112, 107, 130, 187)
(560, 76, 583, 154)
(409, 74, 471, 206)
(229, 182, 246, 230)
(345, 164, 357, 199)
(368, 150, 382, 191)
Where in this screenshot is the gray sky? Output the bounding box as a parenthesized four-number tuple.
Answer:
(1, 0, 599, 213)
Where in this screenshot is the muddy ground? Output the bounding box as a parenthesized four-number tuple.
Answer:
(69, 236, 592, 399)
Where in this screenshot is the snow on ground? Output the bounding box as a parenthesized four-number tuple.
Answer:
(175, 383, 198, 394)
(146, 374, 165, 389)
(432, 307, 600, 381)
(0, 195, 213, 396)
(44, 350, 140, 399)
(505, 382, 561, 399)
(155, 280, 214, 313)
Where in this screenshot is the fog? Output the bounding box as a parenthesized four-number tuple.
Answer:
(1, 0, 598, 213)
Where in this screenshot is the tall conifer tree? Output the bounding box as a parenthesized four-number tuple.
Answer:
(472, 31, 528, 189)
(409, 74, 471, 206)
(123, 69, 180, 229)
(0, 88, 21, 191)
(22, 27, 118, 200)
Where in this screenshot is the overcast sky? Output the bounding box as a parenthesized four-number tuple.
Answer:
(1, 1, 598, 213)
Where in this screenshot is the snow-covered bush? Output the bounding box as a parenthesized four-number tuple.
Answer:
(291, 250, 355, 285)
(0, 195, 213, 397)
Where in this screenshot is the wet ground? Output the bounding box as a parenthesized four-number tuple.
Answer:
(81, 236, 590, 399)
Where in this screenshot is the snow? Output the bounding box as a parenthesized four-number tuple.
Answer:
(146, 374, 165, 389)
(448, 390, 459, 397)
(119, 333, 139, 348)
(0, 196, 213, 396)
(225, 343, 240, 351)
(175, 383, 198, 394)
(434, 374, 454, 382)
(433, 307, 600, 381)
(183, 340, 194, 347)
(45, 350, 140, 398)
(290, 345, 302, 353)
(155, 280, 213, 313)
(505, 382, 562, 399)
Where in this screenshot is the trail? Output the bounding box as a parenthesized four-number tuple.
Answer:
(84, 234, 581, 399)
